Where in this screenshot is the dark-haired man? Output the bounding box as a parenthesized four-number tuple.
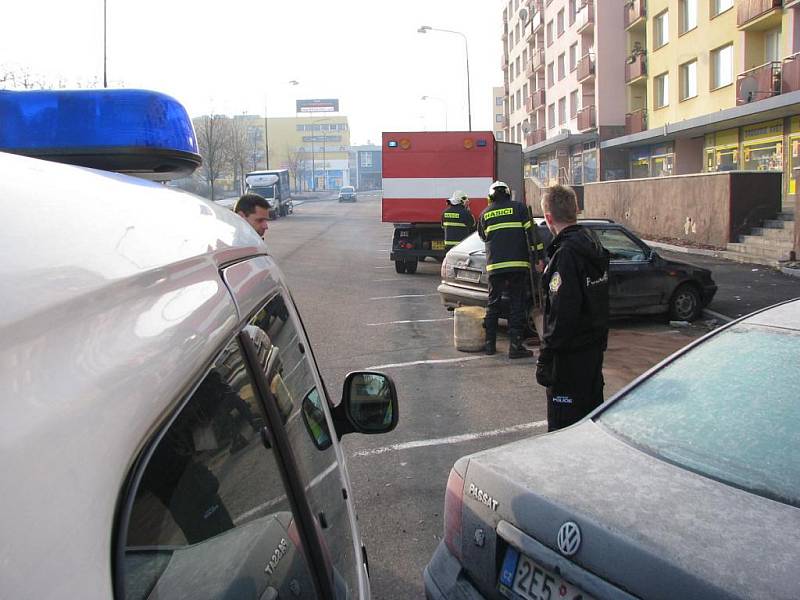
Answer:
(235, 193, 270, 237)
(536, 184, 610, 431)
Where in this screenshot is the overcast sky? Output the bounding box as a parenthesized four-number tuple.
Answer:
(3, 0, 507, 145)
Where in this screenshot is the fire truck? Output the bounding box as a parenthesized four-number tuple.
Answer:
(382, 131, 523, 274)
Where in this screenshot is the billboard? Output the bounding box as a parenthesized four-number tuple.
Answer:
(296, 98, 339, 113)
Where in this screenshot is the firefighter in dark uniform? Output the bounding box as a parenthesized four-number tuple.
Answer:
(535, 185, 610, 431)
(441, 190, 476, 249)
(478, 181, 535, 359)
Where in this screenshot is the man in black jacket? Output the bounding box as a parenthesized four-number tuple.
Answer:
(478, 181, 535, 359)
(441, 190, 476, 249)
(536, 185, 610, 431)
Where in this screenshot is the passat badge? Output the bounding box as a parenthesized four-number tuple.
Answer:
(549, 272, 562, 293)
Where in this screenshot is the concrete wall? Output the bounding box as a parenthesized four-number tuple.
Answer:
(583, 171, 782, 247)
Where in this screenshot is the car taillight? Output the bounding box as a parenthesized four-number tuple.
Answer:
(443, 468, 465, 561)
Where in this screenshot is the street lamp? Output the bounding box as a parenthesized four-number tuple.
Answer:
(103, 0, 108, 87)
(421, 95, 448, 131)
(417, 25, 472, 131)
(264, 80, 299, 169)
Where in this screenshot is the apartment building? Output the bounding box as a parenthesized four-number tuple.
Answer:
(492, 86, 507, 141)
(501, 0, 627, 186)
(604, 0, 800, 210)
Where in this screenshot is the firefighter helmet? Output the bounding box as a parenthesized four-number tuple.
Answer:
(448, 190, 468, 205)
(488, 181, 510, 199)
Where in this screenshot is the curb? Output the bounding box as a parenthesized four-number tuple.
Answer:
(644, 240, 723, 258)
(702, 308, 734, 324)
(780, 266, 800, 279)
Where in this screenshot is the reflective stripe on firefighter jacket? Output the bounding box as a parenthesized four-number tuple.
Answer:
(441, 204, 476, 247)
(478, 197, 535, 275)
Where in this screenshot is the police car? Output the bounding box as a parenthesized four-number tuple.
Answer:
(0, 89, 398, 599)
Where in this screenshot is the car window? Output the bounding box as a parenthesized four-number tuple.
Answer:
(597, 324, 800, 507)
(248, 294, 357, 596)
(119, 339, 317, 600)
(595, 228, 647, 261)
(454, 231, 485, 254)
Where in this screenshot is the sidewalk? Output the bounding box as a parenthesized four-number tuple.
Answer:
(647, 240, 800, 321)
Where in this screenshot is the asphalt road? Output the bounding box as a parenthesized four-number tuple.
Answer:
(265, 192, 709, 599)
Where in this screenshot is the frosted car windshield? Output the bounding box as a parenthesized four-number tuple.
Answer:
(598, 324, 800, 507)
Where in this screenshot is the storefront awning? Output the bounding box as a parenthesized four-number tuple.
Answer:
(601, 91, 800, 150)
(523, 131, 597, 159)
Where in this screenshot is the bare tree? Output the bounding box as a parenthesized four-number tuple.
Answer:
(194, 114, 232, 201)
(226, 116, 251, 194)
(285, 145, 307, 192)
(246, 126, 264, 171)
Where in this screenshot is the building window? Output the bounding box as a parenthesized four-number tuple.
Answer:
(547, 62, 554, 86)
(497, 131, 505, 141)
(765, 28, 781, 63)
(516, 90, 522, 111)
(296, 124, 305, 131)
(558, 97, 567, 125)
(496, 96, 504, 106)
(655, 72, 670, 108)
(570, 89, 579, 118)
(568, 0, 577, 25)
(496, 113, 505, 123)
(557, 9, 565, 36)
(547, 21, 553, 46)
(523, 82, 529, 98)
(680, 60, 698, 100)
(654, 11, 669, 49)
(510, 95, 515, 113)
(558, 53, 566, 80)
(515, 57, 521, 78)
(711, 43, 733, 89)
(711, 0, 734, 17)
(515, 22, 521, 42)
(569, 43, 578, 71)
(360, 153, 373, 167)
(679, 0, 697, 35)
(548, 103, 556, 129)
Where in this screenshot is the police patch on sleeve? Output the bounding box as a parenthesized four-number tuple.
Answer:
(549, 271, 562, 293)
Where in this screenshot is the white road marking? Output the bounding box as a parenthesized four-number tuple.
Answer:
(366, 355, 491, 369)
(352, 420, 548, 457)
(373, 278, 403, 282)
(366, 317, 454, 326)
(369, 293, 439, 300)
(374, 266, 392, 269)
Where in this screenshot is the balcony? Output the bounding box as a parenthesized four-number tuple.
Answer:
(625, 53, 647, 83)
(527, 128, 547, 146)
(526, 62, 536, 78)
(531, 88, 546, 110)
(737, 0, 783, 29)
(532, 47, 545, 71)
(624, 0, 646, 30)
(577, 53, 595, 82)
(625, 109, 647, 135)
(783, 53, 800, 93)
(576, 1, 595, 33)
(502, 55, 509, 70)
(736, 61, 781, 104)
(577, 105, 596, 131)
(532, 9, 543, 32)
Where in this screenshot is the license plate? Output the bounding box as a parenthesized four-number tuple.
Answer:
(432, 240, 445, 250)
(455, 269, 481, 283)
(499, 547, 593, 600)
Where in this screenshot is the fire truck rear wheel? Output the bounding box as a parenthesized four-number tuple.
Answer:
(394, 260, 406, 274)
(405, 260, 418, 274)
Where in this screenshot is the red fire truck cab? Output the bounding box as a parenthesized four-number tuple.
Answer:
(382, 131, 523, 274)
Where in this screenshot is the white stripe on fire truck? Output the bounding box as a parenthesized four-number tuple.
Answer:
(382, 177, 493, 199)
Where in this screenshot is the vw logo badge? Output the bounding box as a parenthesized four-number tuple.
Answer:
(557, 521, 581, 557)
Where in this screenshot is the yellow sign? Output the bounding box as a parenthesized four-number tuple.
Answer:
(715, 128, 739, 148)
(742, 119, 783, 143)
(792, 116, 800, 134)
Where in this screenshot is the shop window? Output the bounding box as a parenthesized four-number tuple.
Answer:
(571, 153, 583, 185)
(715, 147, 739, 171)
(584, 150, 598, 183)
(630, 154, 651, 179)
(652, 153, 674, 177)
(743, 141, 783, 171)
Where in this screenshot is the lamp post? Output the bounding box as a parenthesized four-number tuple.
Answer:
(103, 0, 107, 88)
(264, 79, 299, 169)
(417, 25, 472, 131)
(421, 95, 448, 131)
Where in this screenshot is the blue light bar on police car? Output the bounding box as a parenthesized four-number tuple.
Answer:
(0, 89, 202, 180)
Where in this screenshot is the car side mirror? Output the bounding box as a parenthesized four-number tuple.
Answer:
(648, 250, 658, 262)
(331, 371, 398, 438)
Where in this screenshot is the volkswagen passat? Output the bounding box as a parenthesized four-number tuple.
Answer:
(438, 221, 717, 322)
(424, 298, 800, 599)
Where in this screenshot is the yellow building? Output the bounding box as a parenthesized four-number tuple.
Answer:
(607, 0, 800, 209)
(237, 114, 351, 191)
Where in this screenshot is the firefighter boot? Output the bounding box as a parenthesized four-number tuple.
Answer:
(509, 335, 533, 359)
(484, 320, 497, 356)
